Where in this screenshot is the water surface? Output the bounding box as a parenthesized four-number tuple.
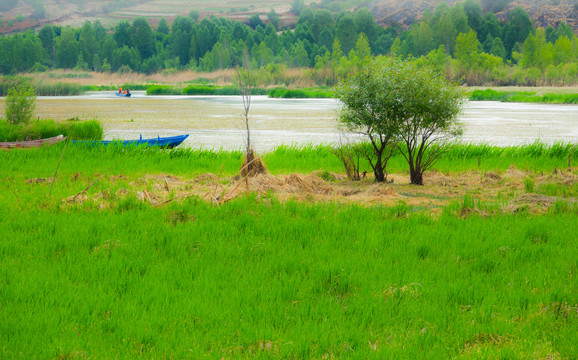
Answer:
(27, 92, 578, 151)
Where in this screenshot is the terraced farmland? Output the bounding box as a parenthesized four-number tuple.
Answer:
(108, 0, 316, 23)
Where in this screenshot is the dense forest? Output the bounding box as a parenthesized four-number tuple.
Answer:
(0, 0, 577, 86)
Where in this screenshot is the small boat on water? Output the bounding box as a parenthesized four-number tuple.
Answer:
(74, 134, 189, 148)
(0, 135, 66, 149)
(115, 92, 132, 97)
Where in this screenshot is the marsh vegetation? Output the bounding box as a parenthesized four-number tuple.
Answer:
(1, 142, 577, 359)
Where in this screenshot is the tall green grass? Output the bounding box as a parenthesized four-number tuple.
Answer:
(145, 85, 183, 95)
(0, 77, 84, 96)
(470, 89, 578, 104)
(0, 194, 576, 359)
(0, 142, 574, 180)
(146, 85, 269, 96)
(268, 88, 334, 98)
(0, 119, 104, 141)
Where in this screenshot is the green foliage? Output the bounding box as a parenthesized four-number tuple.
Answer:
(470, 89, 578, 104)
(145, 84, 269, 96)
(0, 2, 575, 88)
(0, 119, 104, 141)
(337, 56, 466, 184)
(146, 85, 182, 95)
(5, 78, 36, 125)
(268, 88, 333, 98)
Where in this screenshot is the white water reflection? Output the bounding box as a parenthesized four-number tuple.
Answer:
(28, 92, 578, 151)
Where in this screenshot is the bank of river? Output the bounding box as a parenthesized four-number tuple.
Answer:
(18, 92, 578, 151)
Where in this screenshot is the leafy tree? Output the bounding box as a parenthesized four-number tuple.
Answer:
(5, 78, 36, 125)
(479, 13, 502, 44)
(463, 0, 483, 35)
(336, 13, 356, 54)
(112, 46, 141, 71)
(433, 12, 457, 54)
(80, 21, 98, 55)
(413, 21, 435, 57)
(455, 30, 481, 68)
(297, 7, 314, 27)
(100, 36, 118, 64)
(353, 8, 377, 45)
(335, 57, 399, 182)
(554, 36, 573, 65)
(131, 17, 155, 59)
(545, 26, 557, 44)
(169, 16, 194, 65)
(114, 21, 133, 48)
(489, 37, 506, 59)
(556, 23, 574, 40)
(38, 25, 57, 58)
(55, 27, 80, 68)
(354, 33, 371, 62)
(336, 57, 465, 185)
(312, 9, 334, 43)
(449, 4, 469, 36)
(503, 7, 533, 57)
(157, 17, 170, 36)
(267, 10, 280, 31)
(93, 21, 107, 42)
(248, 14, 264, 30)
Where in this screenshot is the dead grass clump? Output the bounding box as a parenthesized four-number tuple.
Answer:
(428, 171, 454, 186)
(366, 184, 398, 197)
(282, 174, 333, 195)
(194, 173, 219, 184)
(483, 171, 502, 182)
(65, 194, 88, 204)
(464, 333, 512, 352)
(303, 174, 334, 195)
(248, 173, 285, 193)
(502, 193, 578, 214)
(506, 164, 526, 178)
(241, 149, 267, 177)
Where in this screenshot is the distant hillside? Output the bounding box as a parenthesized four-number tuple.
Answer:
(371, 0, 578, 32)
(1, 0, 576, 34)
(0, 0, 310, 34)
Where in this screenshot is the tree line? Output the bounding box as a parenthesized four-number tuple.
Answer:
(0, 0, 576, 86)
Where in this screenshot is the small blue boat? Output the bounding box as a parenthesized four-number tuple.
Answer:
(115, 92, 131, 97)
(74, 134, 189, 148)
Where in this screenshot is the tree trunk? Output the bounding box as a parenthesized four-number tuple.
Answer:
(373, 151, 385, 182)
(410, 169, 423, 185)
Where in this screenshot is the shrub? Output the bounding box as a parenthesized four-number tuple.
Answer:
(5, 78, 36, 125)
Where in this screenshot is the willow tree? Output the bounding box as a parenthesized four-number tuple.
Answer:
(336, 56, 465, 185)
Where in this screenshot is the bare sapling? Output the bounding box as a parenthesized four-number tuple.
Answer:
(237, 47, 266, 178)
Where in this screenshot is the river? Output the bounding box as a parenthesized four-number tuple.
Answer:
(28, 91, 578, 151)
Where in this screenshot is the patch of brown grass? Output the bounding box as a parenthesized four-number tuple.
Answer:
(55, 168, 577, 211)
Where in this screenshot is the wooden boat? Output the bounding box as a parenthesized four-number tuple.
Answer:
(115, 92, 132, 97)
(0, 135, 66, 149)
(74, 134, 189, 148)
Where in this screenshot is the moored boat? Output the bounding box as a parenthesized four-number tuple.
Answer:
(74, 134, 189, 148)
(0, 135, 66, 149)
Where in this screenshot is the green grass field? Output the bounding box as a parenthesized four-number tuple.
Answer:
(0, 143, 576, 359)
(469, 89, 578, 104)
